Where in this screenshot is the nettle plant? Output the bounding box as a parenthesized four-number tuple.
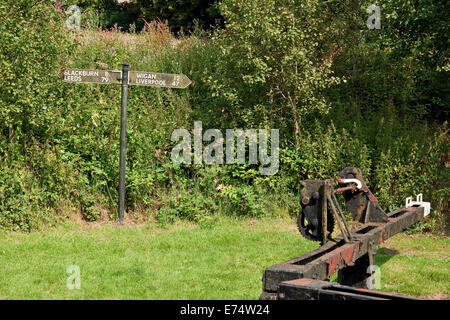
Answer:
(209, 0, 342, 146)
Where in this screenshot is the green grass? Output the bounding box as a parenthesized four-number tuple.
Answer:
(0, 217, 448, 299)
(376, 233, 450, 298)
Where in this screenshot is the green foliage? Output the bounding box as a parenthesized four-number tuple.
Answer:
(0, 1, 69, 147)
(0, 1, 448, 235)
(0, 165, 44, 232)
(277, 106, 449, 233)
(373, 120, 449, 232)
(278, 125, 371, 206)
(156, 188, 216, 224)
(208, 0, 342, 144)
(137, 0, 220, 32)
(377, 0, 449, 120)
(58, 0, 221, 32)
(328, 0, 449, 120)
(0, 218, 447, 298)
(154, 164, 281, 225)
(0, 1, 72, 230)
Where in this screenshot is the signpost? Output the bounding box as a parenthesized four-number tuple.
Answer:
(63, 63, 192, 224)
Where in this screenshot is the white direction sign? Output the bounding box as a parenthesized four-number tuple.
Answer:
(128, 71, 191, 88)
(63, 69, 122, 84)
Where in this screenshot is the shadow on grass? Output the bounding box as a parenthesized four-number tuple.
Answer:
(375, 247, 400, 268)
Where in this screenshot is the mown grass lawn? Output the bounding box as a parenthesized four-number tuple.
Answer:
(0, 217, 448, 299)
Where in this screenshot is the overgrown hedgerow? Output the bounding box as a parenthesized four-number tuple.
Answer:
(0, 1, 448, 233)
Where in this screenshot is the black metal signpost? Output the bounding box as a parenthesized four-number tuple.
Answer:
(63, 63, 192, 224)
(118, 63, 129, 225)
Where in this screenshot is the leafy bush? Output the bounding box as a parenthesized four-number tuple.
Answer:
(0, 165, 45, 232)
(137, 0, 221, 33)
(58, 0, 221, 32)
(0, 1, 72, 230)
(208, 0, 342, 145)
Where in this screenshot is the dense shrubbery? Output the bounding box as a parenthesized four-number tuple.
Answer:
(0, 1, 448, 233)
(0, 1, 72, 230)
(57, 0, 221, 32)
